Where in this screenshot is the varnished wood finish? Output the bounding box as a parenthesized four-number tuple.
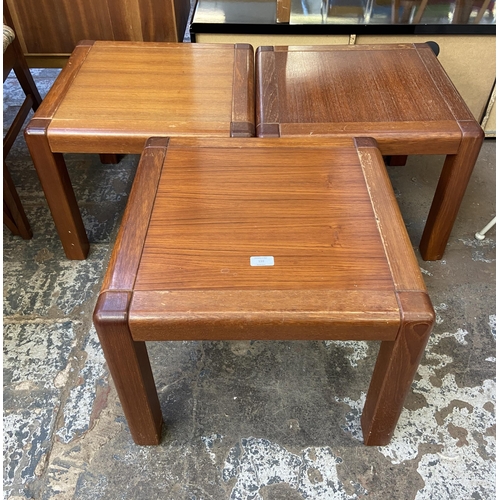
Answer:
(101, 138, 169, 293)
(93, 291, 163, 445)
(47, 42, 247, 150)
(25, 41, 255, 259)
(356, 138, 435, 444)
(26, 41, 95, 121)
(93, 139, 169, 445)
(6, 0, 191, 61)
(131, 138, 401, 340)
(256, 43, 484, 260)
(355, 137, 426, 292)
(231, 44, 255, 137)
(24, 42, 94, 258)
(361, 292, 434, 445)
(94, 137, 434, 445)
(419, 120, 484, 260)
(24, 119, 89, 259)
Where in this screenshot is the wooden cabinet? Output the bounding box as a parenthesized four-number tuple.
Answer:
(5, 0, 191, 66)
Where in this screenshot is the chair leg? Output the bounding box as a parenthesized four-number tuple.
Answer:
(3, 165, 32, 239)
(3, 94, 33, 159)
(11, 38, 42, 110)
(3, 19, 42, 240)
(4, 201, 20, 236)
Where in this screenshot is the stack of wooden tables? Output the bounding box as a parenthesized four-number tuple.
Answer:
(24, 41, 485, 445)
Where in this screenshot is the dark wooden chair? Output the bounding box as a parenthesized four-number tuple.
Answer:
(3, 6, 42, 239)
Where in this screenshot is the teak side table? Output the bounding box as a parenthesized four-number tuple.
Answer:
(24, 41, 255, 260)
(256, 43, 484, 261)
(93, 137, 435, 446)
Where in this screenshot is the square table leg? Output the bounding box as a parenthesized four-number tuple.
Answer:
(94, 291, 163, 445)
(361, 291, 434, 445)
(24, 42, 94, 259)
(25, 119, 89, 259)
(419, 121, 484, 260)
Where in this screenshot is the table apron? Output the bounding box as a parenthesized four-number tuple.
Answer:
(128, 315, 400, 341)
(46, 127, 232, 154)
(278, 121, 463, 155)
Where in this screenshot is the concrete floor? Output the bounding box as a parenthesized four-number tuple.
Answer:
(3, 68, 496, 500)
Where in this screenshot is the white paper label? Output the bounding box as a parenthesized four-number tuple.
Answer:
(250, 256, 274, 267)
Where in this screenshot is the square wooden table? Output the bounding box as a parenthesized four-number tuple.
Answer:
(25, 41, 255, 260)
(256, 44, 484, 261)
(93, 136, 435, 446)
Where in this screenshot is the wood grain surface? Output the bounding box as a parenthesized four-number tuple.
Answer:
(6, 0, 190, 57)
(101, 138, 169, 292)
(25, 119, 90, 259)
(231, 44, 255, 137)
(134, 144, 393, 292)
(126, 137, 408, 341)
(257, 44, 460, 138)
(419, 119, 484, 260)
(47, 42, 254, 152)
(355, 137, 426, 292)
(26, 41, 95, 121)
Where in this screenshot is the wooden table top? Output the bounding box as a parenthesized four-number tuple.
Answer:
(256, 44, 474, 153)
(100, 137, 428, 342)
(45, 41, 255, 152)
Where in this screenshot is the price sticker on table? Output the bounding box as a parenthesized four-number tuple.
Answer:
(250, 256, 274, 267)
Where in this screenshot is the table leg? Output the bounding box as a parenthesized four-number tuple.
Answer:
(99, 154, 125, 164)
(361, 292, 434, 446)
(25, 118, 89, 259)
(386, 155, 408, 167)
(419, 121, 484, 260)
(94, 291, 163, 445)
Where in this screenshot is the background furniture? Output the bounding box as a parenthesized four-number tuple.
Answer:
(25, 41, 255, 259)
(93, 136, 435, 446)
(5, 0, 191, 66)
(3, 15, 42, 239)
(256, 43, 484, 261)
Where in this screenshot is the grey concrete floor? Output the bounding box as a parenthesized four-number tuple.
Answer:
(3, 68, 496, 500)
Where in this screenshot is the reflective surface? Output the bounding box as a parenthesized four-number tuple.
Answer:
(193, 0, 496, 25)
(296, 0, 496, 24)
